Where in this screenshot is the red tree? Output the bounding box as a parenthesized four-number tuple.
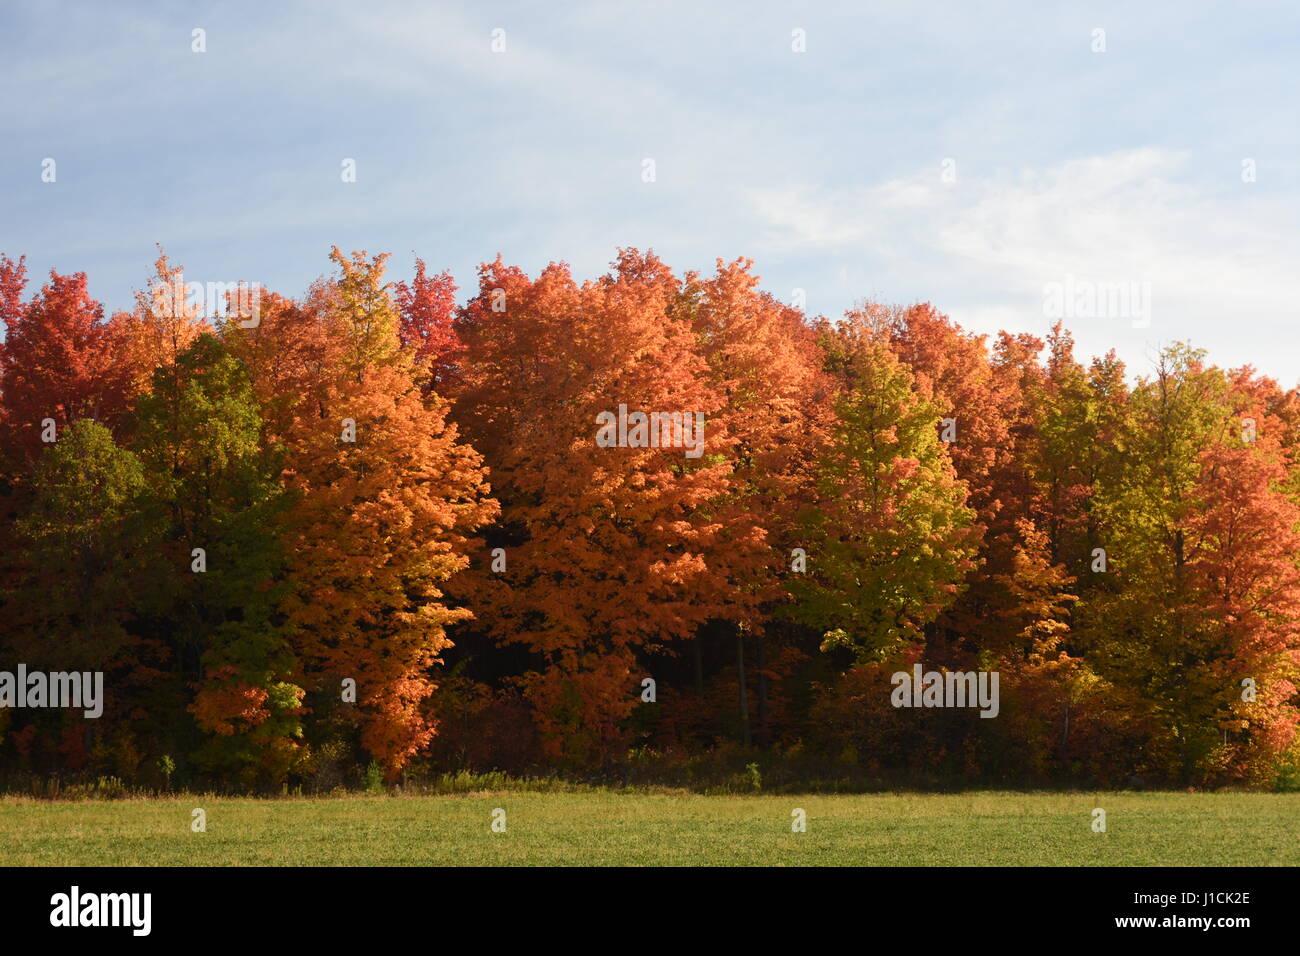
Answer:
(0, 269, 132, 460)
(393, 258, 461, 388)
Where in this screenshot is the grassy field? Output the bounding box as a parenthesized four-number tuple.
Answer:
(1, 790, 1296, 866)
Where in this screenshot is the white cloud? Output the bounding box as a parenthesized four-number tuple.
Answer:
(745, 148, 1300, 379)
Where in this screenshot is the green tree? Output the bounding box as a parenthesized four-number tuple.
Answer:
(793, 323, 978, 661)
(1079, 344, 1246, 782)
(11, 419, 164, 672)
(134, 334, 303, 785)
(3, 420, 169, 774)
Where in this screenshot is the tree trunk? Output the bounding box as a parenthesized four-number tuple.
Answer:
(692, 638, 704, 695)
(737, 628, 751, 749)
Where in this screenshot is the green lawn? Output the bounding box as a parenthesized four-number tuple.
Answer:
(1, 791, 1296, 866)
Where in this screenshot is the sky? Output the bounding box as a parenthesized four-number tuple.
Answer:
(2, 0, 1298, 382)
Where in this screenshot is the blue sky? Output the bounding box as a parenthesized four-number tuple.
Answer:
(2, 1, 1298, 381)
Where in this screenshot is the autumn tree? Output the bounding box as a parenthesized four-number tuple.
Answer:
(0, 254, 27, 378)
(791, 317, 978, 661)
(393, 257, 461, 387)
(876, 305, 1030, 659)
(453, 250, 746, 764)
(0, 254, 25, 325)
(1028, 324, 1129, 585)
(0, 269, 132, 460)
(112, 249, 208, 399)
(1190, 439, 1300, 783)
(133, 333, 303, 784)
(1078, 344, 1300, 783)
(671, 257, 830, 747)
(277, 248, 497, 779)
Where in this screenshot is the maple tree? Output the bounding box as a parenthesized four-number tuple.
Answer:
(792, 316, 978, 660)
(276, 248, 497, 779)
(0, 255, 27, 373)
(1072, 345, 1300, 783)
(677, 258, 830, 747)
(393, 257, 461, 388)
(133, 333, 303, 784)
(0, 269, 132, 461)
(112, 250, 208, 398)
(451, 250, 740, 764)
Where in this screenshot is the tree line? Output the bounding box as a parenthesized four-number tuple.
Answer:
(1, 246, 1297, 791)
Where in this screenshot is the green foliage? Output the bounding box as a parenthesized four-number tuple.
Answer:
(157, 755, 176, 790)
(9, 419, 167, 671)
(134, 334, 303, 785)
(789, 335, 977, 660)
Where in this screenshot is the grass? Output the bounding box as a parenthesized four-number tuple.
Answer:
(1, 790, 1296, 866)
